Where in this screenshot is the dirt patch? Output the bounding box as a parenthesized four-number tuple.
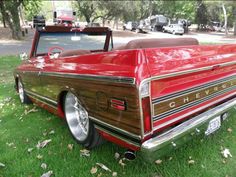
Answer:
(0, 27, 35, 41)
(0, 27, 12, 40)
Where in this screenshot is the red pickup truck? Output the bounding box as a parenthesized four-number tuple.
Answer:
(14, 26, 236, 161)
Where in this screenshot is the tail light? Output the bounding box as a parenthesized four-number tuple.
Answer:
(140, 82, 152, 134)
(142, 96, 151, 133)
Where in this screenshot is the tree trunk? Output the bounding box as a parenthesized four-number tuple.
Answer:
(222, 3, 228, 36)
(85, 15, 90, 23)
(102, 18, 105, 27)
(0, 0, 6, 27)
(115, 17, 119, 30)
(234, 22, 236, 36)
(11, 7, 21, 39)
(19, 5, 25, 26)
(0, 1, 22, 39)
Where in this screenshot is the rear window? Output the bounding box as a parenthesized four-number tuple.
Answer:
(36, 32, 107, 55)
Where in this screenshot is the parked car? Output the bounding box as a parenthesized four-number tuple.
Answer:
(123, 21, 139, 31)
(137, 20, 151, 32)
(14, 25, 236, 161)
(163, 24, 184, 35)
(33, 15, 45, 29)
(211, 21, 222, 32)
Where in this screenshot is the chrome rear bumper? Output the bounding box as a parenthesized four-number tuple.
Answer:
(141, 97, 236, 161)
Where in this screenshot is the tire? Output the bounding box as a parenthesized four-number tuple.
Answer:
(18, 80, 32, 104)
(64, 92, 104, 149)
(173, 31, 176, 35)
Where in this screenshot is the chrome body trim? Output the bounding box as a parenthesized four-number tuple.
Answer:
(89, 116, 141, 140)
(142, 61, 236, 85)
(141, 96, 236, 161)
(20, 70, 136, 85)
(25, 89, 57, 107)
(152, 75, 236, 104)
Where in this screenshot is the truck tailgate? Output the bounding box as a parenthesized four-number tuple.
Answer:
(145, 45, 236, 132)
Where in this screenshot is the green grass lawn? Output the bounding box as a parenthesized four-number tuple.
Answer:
(0, 56, 236, 177)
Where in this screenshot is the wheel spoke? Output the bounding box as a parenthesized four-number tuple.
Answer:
(65, 92, 89, 142)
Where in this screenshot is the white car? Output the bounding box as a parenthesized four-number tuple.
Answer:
(163, 24, 184, 35)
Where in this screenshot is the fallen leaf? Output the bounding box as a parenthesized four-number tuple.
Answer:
(227, 128, 232, 133)
(97, 173, 103, 177)
(0, 162, 5, 167)
(37, 154, 43, 159)
(90, 167, 97, 174)
(43, 132, 47, 136)
(222, 159, 226, 164)
(27, 148, 34, 153)
(3, 97, 12, 103)
(36, 139, 52, 149)
(155, 159, 162, 165)
(169, 157, 173, 161)
(112, 172, 117, 177)
(49, 130, 55, 135)
(24, 106, 38, 115)
(221, 148, 232, 158)
(188, 160, 195, 164)
(41, 163, 47, 170)
(118, 159, 126, 167)
(6, 142, 14, 147)
(40, 171, 53, 177)
(67, 144, 73, 151)
(114, 152, 120, 160)
(96, 163, 112, 172)
(80, 149, 90, 157)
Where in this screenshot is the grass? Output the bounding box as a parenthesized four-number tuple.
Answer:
(1, 55, 236, 177)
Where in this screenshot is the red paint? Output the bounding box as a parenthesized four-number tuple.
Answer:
(97, 129, 140, 151)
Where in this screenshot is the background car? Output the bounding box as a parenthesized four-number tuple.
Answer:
(123, 21, 139, 31)
(163, 24, 184, 35)
(33, 15, 45, 29)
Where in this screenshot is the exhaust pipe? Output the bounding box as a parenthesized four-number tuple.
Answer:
(124, 150, 136, 160)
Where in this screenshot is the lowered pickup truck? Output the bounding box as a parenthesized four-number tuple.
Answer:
(14, 26, 236, 161)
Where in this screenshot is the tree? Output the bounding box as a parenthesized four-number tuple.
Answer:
(0, 0, 23, 39)
(23, 0, 42, 21)
(74, 1, 98, 23)
(222, 3, 228, 35)
(195, 0, 208, 30)
(0, 1, 6, 28)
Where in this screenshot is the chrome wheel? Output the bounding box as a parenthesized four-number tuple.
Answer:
(18, 81, 24, 103)
(64, 92, 89, 142)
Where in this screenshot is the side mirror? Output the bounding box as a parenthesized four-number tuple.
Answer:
(19, 52, 28, 60)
